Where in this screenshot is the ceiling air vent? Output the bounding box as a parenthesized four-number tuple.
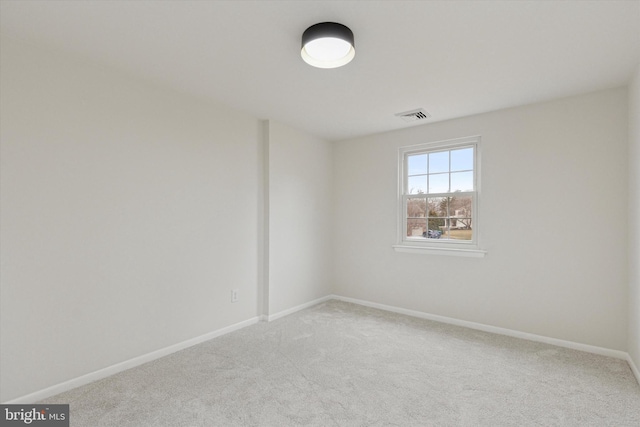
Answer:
(395, 108, 431, 123)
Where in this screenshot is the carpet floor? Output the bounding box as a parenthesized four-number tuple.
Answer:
(41, 300, 640, 426)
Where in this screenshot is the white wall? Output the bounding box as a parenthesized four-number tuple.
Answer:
(333, 88, 629, 351)
(629, 65, 640, 370)
(1, 33, 634, 403)
(0, 37, 261, 402)
(267, 121, 333, 316)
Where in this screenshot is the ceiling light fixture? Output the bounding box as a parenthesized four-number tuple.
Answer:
(301, 22, 355, 69)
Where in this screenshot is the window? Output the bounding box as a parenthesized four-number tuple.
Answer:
(394, 136, 485, 257)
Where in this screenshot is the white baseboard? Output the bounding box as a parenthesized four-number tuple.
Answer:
(4, 316, 260, 404)
(267, 295, 333, 322)
(628, 354, 640, 385)
(7, 294, 638, 403)
(331, 295, 630, 361)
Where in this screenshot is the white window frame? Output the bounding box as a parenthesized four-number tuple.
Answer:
(393, 135, 486, 258)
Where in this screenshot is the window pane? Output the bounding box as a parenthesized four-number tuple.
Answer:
(407, 218, 426, 237)
(408, 176, 427, 194)
(447, 195, 473, 241)
(407, 154, 427, 175)
(429, 151, 449, 173)
(446, 228, 473, 241)
(450, 171, 474, 192)
(426, 197, 446, 238)
(428, 173, 449, 193)
(450, 195, 472, 219)
(451, 147, 473, 171)
(428, 197, 448, 217)
(407, 198, 426, 218)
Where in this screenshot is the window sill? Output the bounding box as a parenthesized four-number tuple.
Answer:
(392, 245, 487, 258)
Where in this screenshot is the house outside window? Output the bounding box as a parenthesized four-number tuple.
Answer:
(394, 135, 485, 257)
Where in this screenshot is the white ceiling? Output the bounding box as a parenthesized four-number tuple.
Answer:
(1, 0, 639, 141)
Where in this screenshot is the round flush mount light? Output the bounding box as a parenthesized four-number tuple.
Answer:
(301, 22, 355, 69)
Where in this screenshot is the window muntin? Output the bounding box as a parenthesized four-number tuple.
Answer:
(398, 136, 479, 249)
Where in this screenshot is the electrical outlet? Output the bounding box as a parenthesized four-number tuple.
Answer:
(231, 289, 239, 303)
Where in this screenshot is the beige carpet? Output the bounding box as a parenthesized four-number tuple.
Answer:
(40, 300, 640, 426)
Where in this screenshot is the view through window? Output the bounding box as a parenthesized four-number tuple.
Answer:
(399, 136, 479, 248)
